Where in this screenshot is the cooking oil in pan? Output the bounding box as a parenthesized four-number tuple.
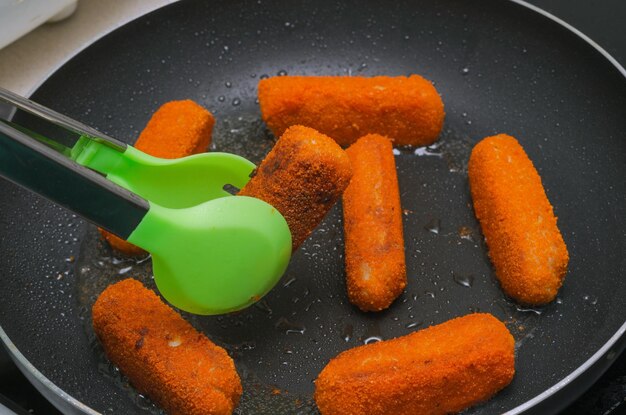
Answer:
(73, 119, 556, 415)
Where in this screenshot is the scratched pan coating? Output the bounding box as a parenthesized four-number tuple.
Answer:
(0, 0, 625, 414)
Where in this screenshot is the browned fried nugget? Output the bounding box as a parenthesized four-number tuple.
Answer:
(258, 75, 444, 147)
(239, 125, 352, 250)
(92, 279, 242, 415)
(315, 313, 515, 415)
(343, 134, 406, 311)
(468, 134, 569, 304)
(101, 100, 215, 256)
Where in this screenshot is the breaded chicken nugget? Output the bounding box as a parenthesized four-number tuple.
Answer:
(101, 100, 215, 255)
(343, 134, 406, 311)
(315, 313, 515, 415)
(239, 125, 352, 250)
(258, 75, 444, 147)
(468, 134, 569, 304)
(92, 278, 242, 415)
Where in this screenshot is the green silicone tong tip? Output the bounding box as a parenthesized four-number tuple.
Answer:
(75, 138, 293, 315)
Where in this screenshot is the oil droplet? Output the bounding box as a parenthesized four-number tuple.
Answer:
(135, 393, 156, 411)
(232, 98, 241, 106)
(231, 341, 256, 352)
(304, 299, 319, 312)
(275, 317, 305, 334)
(218, 95, 225, 102)
(461, 67, 470, 75)
(424, 218, 441, 234)
(424, 291, 436, 298)
(363, 336, 382, 345)
(583, 295, 598, 305)
(453, 273, 474, 288)
(414, 146, 443, 157)
(260, 74, 269, 79)
(405, 321, 422, 329)
(277, 69, 288, 76)
(225, 81, 232, 88)
(111, 257, 124, 265)
(341, 324, 354, 342)
(360, 323, 383, 344)
(283, 277, 297, 287)
(514, 305, 543, 315)
(135, 254, 151, 265)
(117, 266, 132, 275)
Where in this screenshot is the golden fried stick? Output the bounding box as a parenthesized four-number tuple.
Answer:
(92, 279, 242, 415)
(258, 75, 444, 147)
(315, 313, 515, 415)
(239, 125, 352, 250)
(468, 134, 569, 304)
(101, 100, 215, 256)
(342, 134, 406, 311)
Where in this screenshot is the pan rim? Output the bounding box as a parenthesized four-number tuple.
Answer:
(0, 326, 99, 415)
(1, 0, 624, 414)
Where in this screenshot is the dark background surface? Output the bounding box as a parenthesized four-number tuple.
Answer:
(0, 0, 625, 414)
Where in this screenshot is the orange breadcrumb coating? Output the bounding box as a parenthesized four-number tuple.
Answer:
(468, 134, 569, 305)
(314, 313, 515, 415)
(343, 134, 406, 311)
(100, 100, 215, 256)
(92, 279, 242, 415)
(258, 75, 444, 147)
(239, 125, 352, 250)
(134, 100, 214, 158)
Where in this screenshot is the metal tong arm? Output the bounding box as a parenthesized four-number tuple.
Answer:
(0, 86, 126, 151)
(0, 92, 148, 239)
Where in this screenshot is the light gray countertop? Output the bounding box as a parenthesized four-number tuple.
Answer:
(0, 0, 177, 96)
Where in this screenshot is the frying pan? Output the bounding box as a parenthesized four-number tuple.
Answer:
(1, 0, 625, 414)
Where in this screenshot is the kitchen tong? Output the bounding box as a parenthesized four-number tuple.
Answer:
(0, 87, 291, 315)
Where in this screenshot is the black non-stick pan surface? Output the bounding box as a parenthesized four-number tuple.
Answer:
(1, 0, 625, 414)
